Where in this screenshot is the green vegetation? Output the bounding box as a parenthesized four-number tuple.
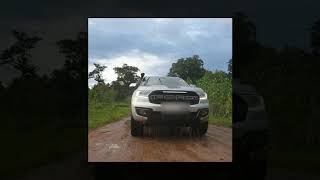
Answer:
(168, 56, 232, 127)
(209, 116, 232, 127)
(88, 64, 138, 130)
(112, 64, 139, 100)
(196, 70, 232, 124)
(168, 55, 205, 83)
(88, 101, 130, 130)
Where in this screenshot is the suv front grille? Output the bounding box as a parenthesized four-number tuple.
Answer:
(148, 90, 199, 105)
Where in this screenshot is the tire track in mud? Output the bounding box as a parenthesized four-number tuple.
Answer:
(88, 117, 232, 162)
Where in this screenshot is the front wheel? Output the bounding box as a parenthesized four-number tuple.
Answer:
(199, 121, 208, 136)
(192, 121, 208, 136)
(131, 115, 143, 136)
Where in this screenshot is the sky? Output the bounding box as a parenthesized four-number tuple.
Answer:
(88, 18, 232, 87)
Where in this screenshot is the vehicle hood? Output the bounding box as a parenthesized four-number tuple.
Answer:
(136, 85, 205, 93)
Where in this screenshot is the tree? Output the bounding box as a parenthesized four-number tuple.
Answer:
(168, 55, 205, 83)
(56, 32, 87, 81)
(0, 30, 41, 78)
(52, 32, 88, 125)
(113, 64, 139, 87)
(88, 63, 107, 84)
(89, 83, 117, 106)
(227, 59, 232, 76)
(112, 63, 139, 99)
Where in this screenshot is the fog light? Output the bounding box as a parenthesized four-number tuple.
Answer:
(199, 109, 209, 117)
(135, 107, 152, 117)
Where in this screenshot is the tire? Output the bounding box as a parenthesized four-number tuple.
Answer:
(131, 115, 143, 136)
(192, 121, 208, 136)
(199, 121, 208, 136)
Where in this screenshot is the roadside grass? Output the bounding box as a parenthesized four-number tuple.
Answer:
(208, 115, 232, 127)
(88, 102, 130, 130)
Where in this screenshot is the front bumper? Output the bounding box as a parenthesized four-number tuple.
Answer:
(131, 100, 209, 126)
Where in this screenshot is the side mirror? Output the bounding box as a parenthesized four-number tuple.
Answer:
(190, 84, 196, 87)
(129, 83, 137, 88)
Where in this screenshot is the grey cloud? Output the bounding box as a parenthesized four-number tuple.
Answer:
(89, 18, 232, 72)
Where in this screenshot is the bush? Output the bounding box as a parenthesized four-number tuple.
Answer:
(89, 83, 117, 106)
(88, 83, 131, 130)
(196, 71, 232, 118)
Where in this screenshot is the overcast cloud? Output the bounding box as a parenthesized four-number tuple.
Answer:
(88, 18, 232, 87)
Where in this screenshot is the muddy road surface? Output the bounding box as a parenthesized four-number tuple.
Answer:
(88, 117, 232, 162)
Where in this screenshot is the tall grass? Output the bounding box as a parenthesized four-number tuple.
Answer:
(88, 83, 131, 130)
(88, 102, 130, 130)
(196, 71, 232, 127)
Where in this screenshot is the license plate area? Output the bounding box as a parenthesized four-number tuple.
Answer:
(161, 102, 189, 115)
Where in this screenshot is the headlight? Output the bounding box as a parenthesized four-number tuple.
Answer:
(198, 91, 207, 99)
(135, 107, 152, 117)
(136, 90, 152, 97)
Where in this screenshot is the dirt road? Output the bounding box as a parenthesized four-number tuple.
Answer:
(88, 117, 232, 162)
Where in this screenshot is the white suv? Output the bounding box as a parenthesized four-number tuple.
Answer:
(129, 75, 209, 136)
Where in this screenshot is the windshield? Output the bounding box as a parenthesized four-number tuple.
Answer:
(140, 76, 189, 87)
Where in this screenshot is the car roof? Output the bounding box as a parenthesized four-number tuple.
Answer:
(144, 76, 181, 80)
(145, 76, 181, 78)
